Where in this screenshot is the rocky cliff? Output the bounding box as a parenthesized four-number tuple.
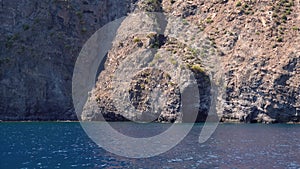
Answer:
(1, 0, 299, 123)
(0, 0, 136, 120)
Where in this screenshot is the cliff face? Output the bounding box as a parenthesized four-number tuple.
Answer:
(1, 0, 299, 123)
(80, 10, 217, 123)
(0, 0, 136, 120)
(83, 0, 300, 123)
(162, 0, 300, 123)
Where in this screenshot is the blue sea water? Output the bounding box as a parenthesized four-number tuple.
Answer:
(0, 122, 299, 169)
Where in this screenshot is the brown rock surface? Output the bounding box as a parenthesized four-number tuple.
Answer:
(1, 0, 299, 123)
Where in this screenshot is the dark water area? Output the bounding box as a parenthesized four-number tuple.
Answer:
(1, 122, 299, 169)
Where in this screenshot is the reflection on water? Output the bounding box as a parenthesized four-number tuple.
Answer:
(0, 122, 299, 169)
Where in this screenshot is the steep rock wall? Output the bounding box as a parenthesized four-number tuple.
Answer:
(0, 0, 136, 120)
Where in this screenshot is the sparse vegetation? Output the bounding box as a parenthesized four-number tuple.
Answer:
(236, 2, 253, 15)
(189, 47, 199, 56)
(146, 33, 156, 39)
(277, 37, 283, 42)
(190, 64, 205, 73)
(150, 41, 160, 49)
(140, 83, 145, 89)
(281, 14, 287, 21)
(270, 0, 294, 42)
(23, 24, 30, 31)
(76, 11, 83, 19)
(140, 0, 162, 12)
(285, 8, 292, 15)
(206, 17, 213, 24)
(168, 81, 175, 86)
(34, 18, 40, 24)
(64, 44, 72, 50)
(169, 58, 178, 65)
(199, 26, 205, 32)
(242, 4, 248, 9)
(5, 41, 14, 49)
(154, 53, 161, 60)
(81, 27, 87, 33)
(5, 33, 20, 49)
(272, 13, 278, 18)
(0, 58, 10, 64)
(133, 37, 142, 43)
(182, 19, 189, 25)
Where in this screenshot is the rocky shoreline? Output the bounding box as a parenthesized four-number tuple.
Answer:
(0, 120, 300, 124)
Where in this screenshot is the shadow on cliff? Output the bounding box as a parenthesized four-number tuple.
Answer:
(182, 70, 211, 123)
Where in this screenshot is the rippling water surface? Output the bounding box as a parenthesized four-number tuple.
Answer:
(1, 122, 299, 169)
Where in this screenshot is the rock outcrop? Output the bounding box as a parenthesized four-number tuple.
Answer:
(80, 9, 217, 123)
(1, 0, 299, 123)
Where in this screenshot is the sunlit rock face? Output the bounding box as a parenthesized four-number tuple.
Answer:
(1, 0, 300, 123)
(81, 9, 214, 123)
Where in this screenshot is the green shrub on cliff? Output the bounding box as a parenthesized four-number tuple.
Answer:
(23, 24, 30, 31)
(190, 64, 205, 73)
(133, 37, 142, 43)
(140, 0, 162, 12)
